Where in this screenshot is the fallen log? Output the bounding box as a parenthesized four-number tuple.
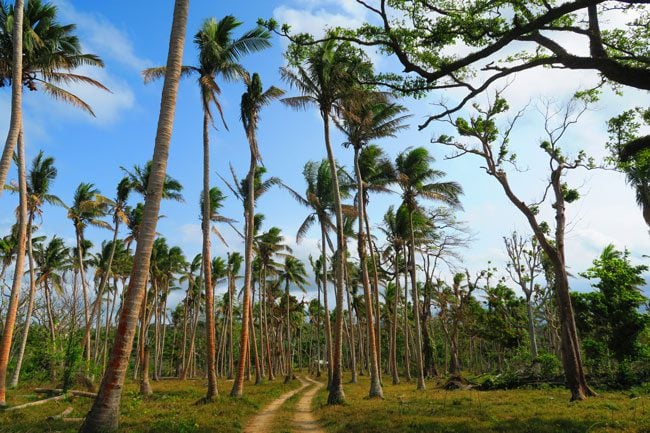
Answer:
(47, 406, 73, 420)
(5, 394, 67, 411)
(34, 388, 97, 398)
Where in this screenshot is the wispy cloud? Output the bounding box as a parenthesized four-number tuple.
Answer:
(54, 0, 151, 73)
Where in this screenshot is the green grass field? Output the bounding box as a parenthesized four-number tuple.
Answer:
(314, 374, 650, 433)
(0, 378, 300, 433)
(2, 374, 649, 433)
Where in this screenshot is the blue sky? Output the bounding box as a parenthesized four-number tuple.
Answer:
(0, 0, 648, 303)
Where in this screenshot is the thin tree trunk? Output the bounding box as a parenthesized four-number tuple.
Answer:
(227, 269, 234, 380)
(321, 225, 334, 388)
(353, 148, 382, 397)
(402, 246, 411, 381)
(80, 1, 189, 429)
(343, 262, 357, 383)
(231, 142, 256, 397)
(10, 212, 36, 387)
(0, 0, 24, 196)
(322, 112, 346, 405)
(284, 279, 292, 383)
(76, 229, 92, 367)
(391, 253, 400, 385)
(408, 212, 426, 390)
(202, 110, 218, 400)
(0, 125, 26, 406)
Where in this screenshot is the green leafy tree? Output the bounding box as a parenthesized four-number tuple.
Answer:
(580, 244, 648, 362)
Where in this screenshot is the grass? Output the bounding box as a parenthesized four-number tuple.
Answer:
(313, 374, 650, 433)
(0, 377, 300, 433)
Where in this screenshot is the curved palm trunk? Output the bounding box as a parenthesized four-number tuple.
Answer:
(0, 126, 27, 406)
(10, 212, 36, 388)
(0, 0, 24, 196)
(408, 212, 426, 390)
(322, 112, 346, 405)
(201, 111, 218, 400)
(231, 144, 256, 397)
(353, 148, 383, 398)
(79, 1, 189, 429)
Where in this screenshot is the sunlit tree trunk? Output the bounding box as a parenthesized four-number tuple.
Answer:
(10, 211, 36, 387)
(0, 125, 27, 406)
(79, 1, 189, 429)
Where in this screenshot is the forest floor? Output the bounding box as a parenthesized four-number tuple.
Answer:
(1, 373, 648, 432)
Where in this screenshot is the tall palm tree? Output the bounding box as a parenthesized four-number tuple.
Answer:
(66, 183, 111, 364)
(284, 159, 353, 387)
(276, 255, 308, 383)
(336, 91, 409, 398)
(231, 72, 283, 397)
(0, 0, 107, 191)
(144, 17, 269, 399)
(80, 1, 190, 430)
(10, 151, 63, 387)
(395, 147, 463, 390)
(281, 40, 370, 404)
(81, 178, 132, 372)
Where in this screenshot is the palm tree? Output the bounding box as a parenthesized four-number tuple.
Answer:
(80, 1, 190, 430)
(231, 72, 283, 397)
(276, 256, 308, 383)
(336, 90, 409, 397)
(281, 40, 370, 404)
(66, 183, 111, 364)
(121, 160, 183, 202)
(34, 236, 71, 345)
(255, 226, 291, 380)
(284, 159, 353, 387)
(10, 151, 63, 387)
(144, 17, 269, 399)
(395, 147, 463, 389)
(81, 178, 132, 372)
(0, 0, 107, 191)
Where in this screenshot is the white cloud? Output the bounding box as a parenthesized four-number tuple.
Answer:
(54, 0, 151, 73)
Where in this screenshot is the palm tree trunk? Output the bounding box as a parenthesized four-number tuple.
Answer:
(10, 212, 36, 388)
(322, 110, 347, 404)
(408, 212, 426, 390)
(391, 256, 400, 385)
(76, 228, 92, 366)
(0, 125, 27, 406)
(402, 246, 411, 381)
(343, 262, 357, 383)
(201, 110, 218, 400)
(80, 1, 189, 429)
(249, 293, 261, 385)
(227, 270, 234, 379)
(354, 147, 383, 398)
(231, 146, 256, 397)
(316, 275, 322, 377)
(284, 279, 293, 383)
(0, 0, 24, 196)
(262, 268, 274, 380)
(320, 224, 334, 387)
